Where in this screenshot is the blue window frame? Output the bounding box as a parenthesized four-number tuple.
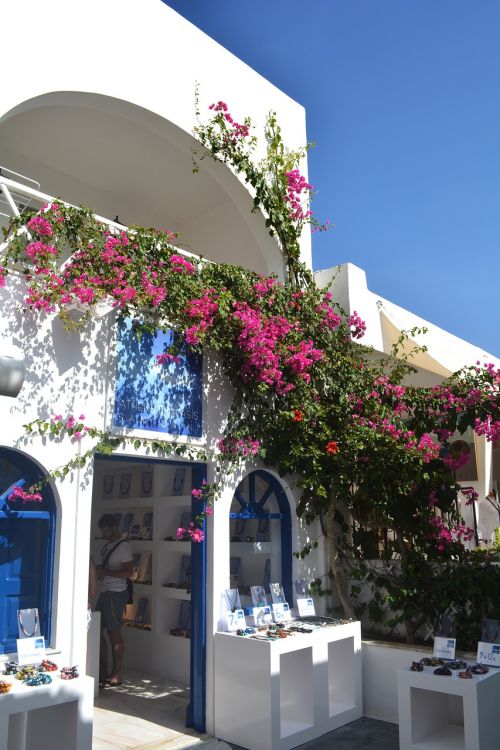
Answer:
(230, 470, 292, 604)
(0, 448, 56, 655)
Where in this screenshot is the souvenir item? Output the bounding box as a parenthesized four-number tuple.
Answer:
(251, 585, 268, 608)
(17, 608, 40, 639)
(119, 472, 132, 498)
(471, 664, 489, 675)
(0, 680, 12, 693)
(102, 474, 114, 498)
(15, 665, 38, 681)
(447, 660, 467, 670)
(3, 661, 18, 675)
(420, 657, 444, 667)
(459, 669, 473, 679)
(24, 672, 52, 686)
(171, 468, 186, 496)
(433, 666, 452, 676)
(481, 618, 500, 644)
(60, 666, 79, 680)
(270, 583, 285, 604)
(223, 588, 241, 613)
(410, 661, 424, 672)
(140, 470, 153, 498)
(40, 659, 58, 672)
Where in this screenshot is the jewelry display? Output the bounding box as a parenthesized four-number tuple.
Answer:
(3, 661, 18, 675)
(17, 608, 40, 638)
(15, 666, 38, 681)
(410, 661, 424, 672)
(420, 657, 444, 667)
(482, 618, 500, 644)
(224, 588, 240, 613)
(459, 669, 473, 679)
(446, 660, 467, 670)
(471, 664, 489, 674)
(102, 474, 114, 497)
(119, 472, 132, 498)
(40, 659, 58, 672)
(433, 666, 452, 676)
(0, 680, 12, 693)
(24, 673, 52, 686)
(60, 666, 79, 680)
(140, 470, 153, 498)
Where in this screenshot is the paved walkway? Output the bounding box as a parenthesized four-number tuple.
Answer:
(92, 673, 398, 750)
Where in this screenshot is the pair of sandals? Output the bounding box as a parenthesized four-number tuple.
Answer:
(99, 676, 122, 689)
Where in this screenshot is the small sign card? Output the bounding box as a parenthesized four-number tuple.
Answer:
(17, 636, 46, 666)
(273, 602, 292, 622)
(477, 641, 500, 668)
(226, 609, 246, 632)
(433, 637, 456, 660)
(297, 597, 315, 617)
(253, 605, 273, 627)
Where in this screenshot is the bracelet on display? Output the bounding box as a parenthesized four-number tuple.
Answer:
(459, 669, 473, 679)
(446, 660, 467, 670)
(40, 659, 58, 672)
(433, 666, 452, 676)
(15, 666, 38, 681)
(420, 657, 444, 667)
(0, 680, 13, 693)
(3, 661, 18, 675)
(410, 661, 424, 672)
(24, 673, 52, 687)
(60, 665, 79, 680)
(471, 664, 489, 675)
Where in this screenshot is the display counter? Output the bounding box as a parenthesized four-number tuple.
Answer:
(0, 673, 93, 750)
(214, 619, 362, 750)
(398, 666, 500, 750)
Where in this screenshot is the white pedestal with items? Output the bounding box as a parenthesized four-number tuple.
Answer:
(0, 675, 93, 750)
(214, 620, 362, 750)
(397, 667, 500, 750)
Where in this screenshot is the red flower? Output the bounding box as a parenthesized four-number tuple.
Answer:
(292, 409, 303, 422)
(326, 441, 339, 455)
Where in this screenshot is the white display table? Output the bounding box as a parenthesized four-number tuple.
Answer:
(0, 674, 93, 750)
(214, 620, 362, 750)
(398, 666, 500, 750)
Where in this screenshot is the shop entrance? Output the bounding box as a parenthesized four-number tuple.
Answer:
(90, 454, 206, 732)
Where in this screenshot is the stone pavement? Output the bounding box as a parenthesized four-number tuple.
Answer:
(227, 717, 399, 750)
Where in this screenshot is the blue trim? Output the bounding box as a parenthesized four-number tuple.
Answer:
(0, 449, 56, 654)
(187, 463, 207, 732)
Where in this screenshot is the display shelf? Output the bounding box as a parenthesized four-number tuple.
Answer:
(91, 460, 198, 681)
(159, 587, 191, 600)
(397, 666, 500, 750)
(214, 621, 362, 750)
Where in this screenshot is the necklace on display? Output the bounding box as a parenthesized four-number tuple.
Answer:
(484, 620, 500, 643)
(18, 609, 39, 638)
(224, 589, 239, 613)
(120, 473, 131, 496)
(141, 471, 153, 496)
(103, 475, 114, 496)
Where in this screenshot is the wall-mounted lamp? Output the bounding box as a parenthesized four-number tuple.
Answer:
(0, 354, 25, 397)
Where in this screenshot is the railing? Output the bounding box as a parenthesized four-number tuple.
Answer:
(0, 168, 199, 260)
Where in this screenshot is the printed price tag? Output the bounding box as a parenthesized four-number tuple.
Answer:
(253, 605, 273, 627)
(225, 609, 246, 632)
(272, 602, 292, 622)
(434, 637, 456, 660)
(477, 641, 500, 667)
(17, 636, 46, 666)
(297, 597, 315, 617)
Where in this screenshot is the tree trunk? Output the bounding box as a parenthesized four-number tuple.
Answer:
(326, 496, 356, 619)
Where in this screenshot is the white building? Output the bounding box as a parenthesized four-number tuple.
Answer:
(0, 1, 498, 747)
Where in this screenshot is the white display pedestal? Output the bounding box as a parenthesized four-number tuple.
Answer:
(214, 621, 362, 750)
(398, 667, 500, 750)
(0, 675, 93, 750)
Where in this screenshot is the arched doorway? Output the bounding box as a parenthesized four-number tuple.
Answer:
(0, 448, 56, 654)
(229, 469, 292, 606)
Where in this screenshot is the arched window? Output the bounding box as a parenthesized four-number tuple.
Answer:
(0, 448, 56, 654)
(229, 470, 292, 604)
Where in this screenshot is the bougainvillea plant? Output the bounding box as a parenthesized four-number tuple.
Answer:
(2, 101, 500, 642)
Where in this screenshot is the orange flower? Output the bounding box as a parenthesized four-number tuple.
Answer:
(326, 440, 339, 455)
(292, 409, 303, 422)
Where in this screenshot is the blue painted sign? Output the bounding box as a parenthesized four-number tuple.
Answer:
(114, 318, 202, 437)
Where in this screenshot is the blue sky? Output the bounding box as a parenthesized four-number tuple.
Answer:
(164, 0, 500, 357)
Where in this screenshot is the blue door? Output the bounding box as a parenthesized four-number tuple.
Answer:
(0, 449, 55, 654)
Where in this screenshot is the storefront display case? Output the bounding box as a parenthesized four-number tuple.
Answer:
(214, 619, 362, 750)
